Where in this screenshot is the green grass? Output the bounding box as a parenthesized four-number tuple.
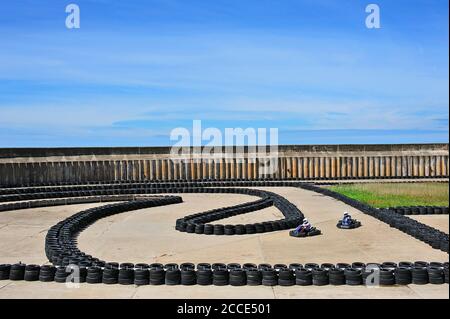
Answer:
(327, 183, 449, 208)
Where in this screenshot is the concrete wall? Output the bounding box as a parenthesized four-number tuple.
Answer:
(0, 144, 448, 186)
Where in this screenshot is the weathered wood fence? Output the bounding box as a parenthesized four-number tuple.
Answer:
(0, 144, 448, 186)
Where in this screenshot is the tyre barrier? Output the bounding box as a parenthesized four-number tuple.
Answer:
(1, 262, 447, 286)
(174, 187, 305, 236)
(42, 191, 302, 272)
(0, 186, 305, 237)
(387, 206, 449, 216)
(0, 195, 153, 213)
(44, 197, 183, 268)
(1, 174, 447, 193)
(1, 180, 448, 289)
(297, 183, 450, 254)
(1, 180, 445, 248)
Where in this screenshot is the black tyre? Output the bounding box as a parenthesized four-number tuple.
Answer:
(149, 268, 165, 285)
(165, 268, 181, 285)
(102, 267, 119, 285)
(39, 265, 56, 282)
(54, 266, 70, 283)
(278, 268, 295, 286)
(379, 269, 395, 286)
(9, 263, 26, 281)
(24, 264, 40, 281)
(181, 269, 197, 285)
(224, 225, 235, 235)
(197, 269, 213, 286)
(345, 268, 362, 286)
(412, 267, 429, 285)
(295, 268, 312, 286)
(86, 266, 103, 284)
(0, 264, 11, 280)
(229, 269, 247, 286)
(118, 267, 135, 285)
(213, 225, 225, 235)
(329, 268, 345, 286)
(395, 267, 412, 285)
(246, 269, 263, 286)
(312, 268, 329, 286)
(134, 268, 150, 286)
(428, 267, 445, 285)
(213, 268, 229, 286)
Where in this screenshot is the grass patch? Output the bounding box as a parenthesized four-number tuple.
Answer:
(327, 183, 449, 208)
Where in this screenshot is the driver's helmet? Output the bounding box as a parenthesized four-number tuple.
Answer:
(303, 219, 309, 225)
(344, 212, 349, 217)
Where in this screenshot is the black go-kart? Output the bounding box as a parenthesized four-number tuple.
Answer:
(289, 227, 321, 238)
(336, 219, 362, 229)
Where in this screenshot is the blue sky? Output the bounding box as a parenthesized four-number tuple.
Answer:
(0, 0, 448, 147)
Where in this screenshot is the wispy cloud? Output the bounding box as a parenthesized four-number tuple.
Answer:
(0, 0, 448, 146)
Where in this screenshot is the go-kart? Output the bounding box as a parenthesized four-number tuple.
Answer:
(336, 219, 361, 229)
(289, 227, 321, 237)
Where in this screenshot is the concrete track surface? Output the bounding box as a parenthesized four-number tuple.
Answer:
(0, 187, 448, 299)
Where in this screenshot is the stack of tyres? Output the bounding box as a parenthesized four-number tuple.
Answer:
(165, 267, 181, 285)
(9, 263, 26, 281)
(224, 225, 235, 235)
(24, 265, 40, 281)
(134, 264, 150, 286)
(213, 268, 229, 286)
(149, 267, 165, 285)
(428, 267, 445, 285)
(102, 266, 119, 285)
(278, 269, 295, 286)
(213, 225, 225, 235)
(0, 264, 11, 280)
(395, 267, 412, 285)
(379, 269, 395, 286)
(39, 265, 56, 282)
(181, 269, 197, 286)
(86, 266, 103, 284)
(196, 268, 213, 286)
(246, 269, 262, 286)
(261, 268, 278, 286)
(412, 267, 429, 285)
(345, 269, 363, 286)
(204, 224, 214, 235)
(329, 268, 345, 285)
(229, 269, 247, 286)
(54, 266, 69, 283)
(295, 269, 312, 286)
(312, 268, 329, 286)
